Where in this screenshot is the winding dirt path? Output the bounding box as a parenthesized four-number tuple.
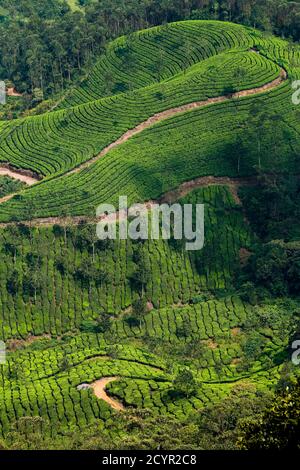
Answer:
(0, 166, 39, 186)
(68, 66, 287, 176)
(0, 175, 257, 227)
(91, 377, 124, 411)
(0, 61, 287, 210)
(158, 175, 257, 205)
(6, 87, 23, 98)
(0, 165, 41, 205)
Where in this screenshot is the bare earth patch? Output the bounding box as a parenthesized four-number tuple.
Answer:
(239, 248, 252, 267)
(231, 327, 241, 337)
(147, 301, 154, 311)
(231, 358, 242, 365)
(0, 175, 258, 227)
(204, 339, 218, 350)
(6, 334, 52, 351)
(0, 166, 39, 186)
(0, 165, 41, 205)
(6, 87, 23, 97)
(91, 377, 125, 411)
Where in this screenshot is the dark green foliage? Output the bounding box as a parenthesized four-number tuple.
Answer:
(131, 257, 151, 295)
(172, 368, 197, 398)
(0, 10, 300, 451)
(96, 314, 112, 334)
(240, 380, 300, 450)
(131, 298, 148, 327)
(6, 269, 21, 296)
(239, 174, 300, 241)
(0, 176, 25, 198)
(79, 320, 99, 333)
(1, 0, 300, 103)
(241, 242, 300, 296)
(242, 332, 265, 360)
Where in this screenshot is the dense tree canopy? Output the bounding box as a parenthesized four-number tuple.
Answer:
(240, 379, 300, 449)
(1, 0, 300, 99)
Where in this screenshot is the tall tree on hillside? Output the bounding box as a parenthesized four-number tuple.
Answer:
(132, 297, 147, 328)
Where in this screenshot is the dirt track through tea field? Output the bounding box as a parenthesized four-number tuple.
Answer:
(0, 62, 287, 212)
(68, 66, 287, 175)
(91, 377, 124, 411)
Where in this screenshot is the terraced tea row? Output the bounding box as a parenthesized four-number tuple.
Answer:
(0, 340, 165, 436)
(0, 47, 281, 182)
(59, 20, 259, 108)
(0, 293, 293, 437)
(0, 70, 295, 222)
(0, 186, 253, 340)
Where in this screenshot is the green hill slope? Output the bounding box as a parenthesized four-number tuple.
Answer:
(1, 20, 300, 447)
(0, 20, 298, 222)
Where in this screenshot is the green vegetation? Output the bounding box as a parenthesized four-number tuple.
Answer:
(0, 176, 25, 198)
(0, 292, 298, 446)
(240, 379, 300, 449)
(59, 22, 278, 108)
(0, 184, 299, 448)
(239, 174, 300, 241)
(66, 0, 82, 12)
(237, 174, 300, 300)
(0, 21, 282, 177)
(0, 186, 252, 339)
(0, 20, 299, 221)
(1, 0, 300, 103)
(0, 14, 300, 450)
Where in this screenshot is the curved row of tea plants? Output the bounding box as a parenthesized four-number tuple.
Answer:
(0, 46, 281, 180)
(0, 186, 252, 340)
(0, 69, 297, 222)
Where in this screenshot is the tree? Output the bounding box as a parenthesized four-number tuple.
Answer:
(176, 313, 191, 338)
(226, 136, 247, 174)
(3, 242, 19, 265)
(131, 255, 151, 296)
(96, 313, 112, 333)
(3, 224, 22, 264)
(276, 362, 298, 391)
(193, 382, 271, 450)
(60, 209, 72, 246)
(132, 297, 147, 328)
(74, 259, 110, 293)
(240, 379, 300, 450)
(287, 252, 300, 294)
(222, 84, 236, 98)
(55, 255, 68, 276)
(24, 200, 37, 245)
(239, 281, 259, 305)
(242, 331, 265, 361)
(151, 48, 166, 81)
(23, 270, 42, 302)
(59, 350, 70, 371)
(244, 243, 289, 296)
(6, 269, 21, 296)
(81, 223, 98, 262)
(26, 251, 42, 270)
(172, 368, 197, 398)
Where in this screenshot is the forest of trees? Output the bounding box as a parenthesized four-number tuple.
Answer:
(1, 0, 300, 100)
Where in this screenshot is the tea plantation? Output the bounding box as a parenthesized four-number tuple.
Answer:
(0, 20, 299, 448)
(0, 21, 299, 221)
(0, 185, 298, 440)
